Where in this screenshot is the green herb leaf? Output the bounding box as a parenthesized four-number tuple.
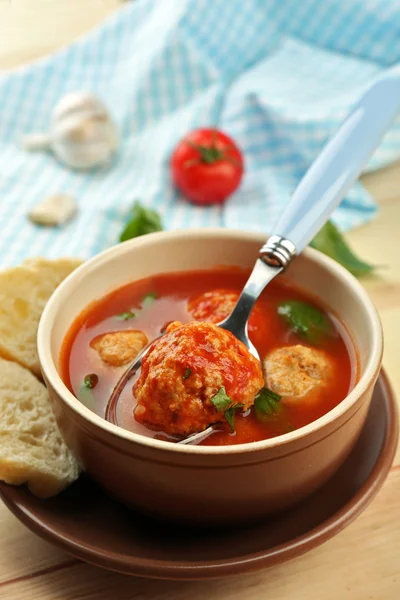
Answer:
(119, 201, 163, 243)
(225, 403, 245, 432)
(84, 373, 98, 389)
(210, 386, 232, 412)
(183, 367, 192, 380)
(254, 387, 282, 421)
(78, 383, 97, 412)
(278, 299, 335, 344)
(141, 291, 158, 307)
(116, 311, 136, 321)
(310, 220, 374, 277)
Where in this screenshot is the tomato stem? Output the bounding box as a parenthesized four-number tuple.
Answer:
(186, 129, 234, 165)
(186, 140, 226, 164)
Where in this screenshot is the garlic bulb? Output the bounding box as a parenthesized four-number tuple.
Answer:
(23, 92, 119, 170)
(28, 193, 77, 226)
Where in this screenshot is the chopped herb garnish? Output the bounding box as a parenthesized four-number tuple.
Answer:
(310, 220, 375, 277)
(277, 299, 335, 345)
(183, 367, 192, 380)
(119, 201, 163, 243)
(84, 373, 99, 389)
(225, 403, 244, 432)
(116, 311, 136, 321)
(254, 387, 282, 421)
(141, 291, 158, 307)
(211, 388, 246, 431)
(210, 386, 232, 412)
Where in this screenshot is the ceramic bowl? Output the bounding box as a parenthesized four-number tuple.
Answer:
(38, 229, 383, 526)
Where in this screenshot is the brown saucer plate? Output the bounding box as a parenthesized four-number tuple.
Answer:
(0, 370, 398, 581)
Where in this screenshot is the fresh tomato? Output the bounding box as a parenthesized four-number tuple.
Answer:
(170, 128, 244, 205)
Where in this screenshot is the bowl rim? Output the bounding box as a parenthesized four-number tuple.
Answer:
(38, 228, 383, 456)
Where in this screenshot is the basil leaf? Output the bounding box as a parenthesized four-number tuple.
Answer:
(116, 311, 136, 321)
(78, 383, 97, 412)
(183, 367, 192, 380)
(210, 387, 232, 412)
(278, 299, 335, 344)
(119, 201, 163, 243)
(141, 291, 157, 307)
(225, 403, 244, 432)
(310, 220, 374, 277)
(254, 387, 282, 421)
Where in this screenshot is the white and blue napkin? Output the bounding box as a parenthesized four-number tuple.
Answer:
(0, 0, 399, 266)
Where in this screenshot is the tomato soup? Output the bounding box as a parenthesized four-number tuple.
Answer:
(60, 267, 358, 445)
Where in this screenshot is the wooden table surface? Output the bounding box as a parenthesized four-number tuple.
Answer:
(0, 2, 399, 598)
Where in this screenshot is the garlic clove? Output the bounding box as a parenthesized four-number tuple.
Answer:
(28, 194, 77, 226)
(52, 92, 110, 123)
(51, 113, 118, 169)
(23, 91, 119, 171)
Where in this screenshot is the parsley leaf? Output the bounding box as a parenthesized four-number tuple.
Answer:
(211, 388, 246, 431)
(254, 387, 282, 421)
(225, 403, 244, 432)
(116, 311, 136, 321)
(119, 201, 163, 243)
(183, 367, 192, 380)
(141, 291, 158, 307)
(310, 220, 374, 277)
(278, 300, 335, 345)
(210, 386, 232, 412)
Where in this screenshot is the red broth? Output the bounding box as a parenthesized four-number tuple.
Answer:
(60, 267, 358, 445)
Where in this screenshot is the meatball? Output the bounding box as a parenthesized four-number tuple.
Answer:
(188, 289, 268, 346)
(264, 345, 333, 402)
(189, 289, 242, 323)
(134, 321, 264, 437)
(91, 330, 148, 367)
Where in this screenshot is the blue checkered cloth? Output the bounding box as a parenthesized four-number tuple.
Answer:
(0, 0, 399, 267)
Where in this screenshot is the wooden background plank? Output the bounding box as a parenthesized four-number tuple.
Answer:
(0, 1, 122, 70)
(0, 502, 72, 583)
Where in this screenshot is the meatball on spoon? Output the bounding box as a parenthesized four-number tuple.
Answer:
(107, 67, 400, 443)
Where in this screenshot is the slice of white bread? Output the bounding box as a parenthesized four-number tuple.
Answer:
(0, 357, 80, 497)
(0, 257, 82, 377)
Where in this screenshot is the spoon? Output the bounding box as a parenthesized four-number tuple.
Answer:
(106, 65, 400, 443)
